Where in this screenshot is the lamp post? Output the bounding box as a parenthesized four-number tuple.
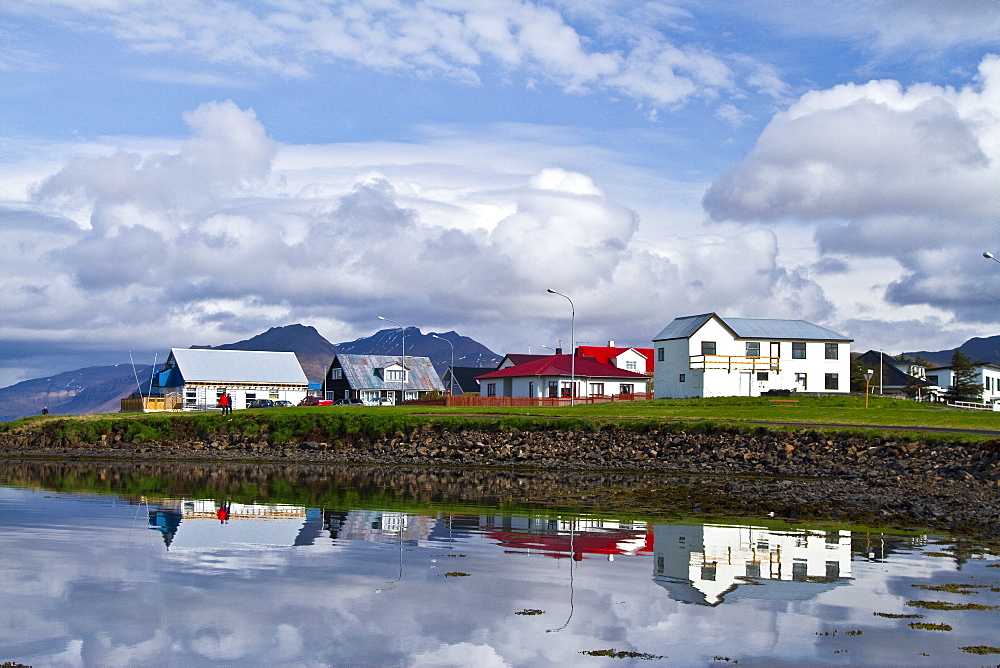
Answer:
(378, 316, 405, 405)
(547, 289, 575, 406)
(985, 251, 1000, 265)
(431, 334, 454, 397)
(864, 369, 874, 408)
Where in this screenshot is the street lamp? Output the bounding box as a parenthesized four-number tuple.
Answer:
(547, 289, 575, 406)
(985, 251, 1000, 264)
(864, 369, 874, 408)
(431, 334, 454, 397)
(378, 316, 405, 404)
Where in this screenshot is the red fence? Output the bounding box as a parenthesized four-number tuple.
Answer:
(417, 393, 653, 408)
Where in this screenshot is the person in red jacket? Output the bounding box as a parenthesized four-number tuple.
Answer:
(218, 391, 232, 415)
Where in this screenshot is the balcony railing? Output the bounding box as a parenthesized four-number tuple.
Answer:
(689, 355, 780, 372)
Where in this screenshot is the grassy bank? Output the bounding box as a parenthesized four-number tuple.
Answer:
(2, 395, 997, 444)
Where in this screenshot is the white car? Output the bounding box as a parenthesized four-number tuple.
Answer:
(364, 397, 395, 406)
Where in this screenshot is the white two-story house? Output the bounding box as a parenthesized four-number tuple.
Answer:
(652, 314, 853, 399)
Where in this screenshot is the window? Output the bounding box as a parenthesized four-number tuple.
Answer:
(825, 373, 839, 390)
(825, 343, 839, 360)
(590, 382, 604, 396)
(746, 342, 760, 357)
(548, 381, 559, 398)
(658, 347, 664, 362)
(701, 341, 716, 356)
(795, 373, 807, 390)
(528, 381, 534, 397)
(486, 383, 496, 397)
(620, 384, 634, 395)
(246, 393, 256, 399)
(757, 372, 768, 381)
(625, 360, 637, 371)
(926, 374, 939, 385)
(792, 342, 806, 359)
(330, 368, 342, 380)
(679, 374, 686, 383)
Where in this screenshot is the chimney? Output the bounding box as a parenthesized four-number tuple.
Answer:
(607, 340, 615, 347)
(555, 348, 563, 355)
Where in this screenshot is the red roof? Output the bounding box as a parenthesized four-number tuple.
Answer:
(477, 354, 648, 380)
(576, 346, 654, 373)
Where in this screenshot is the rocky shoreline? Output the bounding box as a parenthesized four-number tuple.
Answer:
(2, 424, 999, 536)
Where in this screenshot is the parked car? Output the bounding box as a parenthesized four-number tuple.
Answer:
(247, 399, 276, 408)
(335, 398, 364, 406)
(273, 400, 294, 407)
(363, 397, 395, 406)
(298, 396, 333, 406)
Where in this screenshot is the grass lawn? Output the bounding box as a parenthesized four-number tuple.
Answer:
(4, 395, 997, 443)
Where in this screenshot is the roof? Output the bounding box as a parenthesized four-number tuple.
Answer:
(855, 351, 933, 388)
(476, 355, 649, 381)
(164, 348, 308, 385)
(443, 366, 489, 392)
(497, 353, 552, 369)
(576, 345, 654, 373)
(653, 313, 852, 342)
(332, 354, 445, 392)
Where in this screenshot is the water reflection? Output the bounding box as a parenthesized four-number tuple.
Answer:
(2, 460, 998, 667)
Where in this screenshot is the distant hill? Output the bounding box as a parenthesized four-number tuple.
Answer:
(903, 334, 1000, 367)
(208, 324, 339, 383)
(0, 324, 500, 421)
(337, 327, 502, 374)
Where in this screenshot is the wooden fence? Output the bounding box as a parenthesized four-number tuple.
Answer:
(120, 396, 184, 413)
(405, 393, 653, 408)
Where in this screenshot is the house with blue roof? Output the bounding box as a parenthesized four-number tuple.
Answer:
(150, 348, 310, 410)
(652, 314, 853, 399)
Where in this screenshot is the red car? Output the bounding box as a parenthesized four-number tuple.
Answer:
(298, 396, 333, 406)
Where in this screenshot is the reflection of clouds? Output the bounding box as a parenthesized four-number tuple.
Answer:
(4, 488, 1000, 667)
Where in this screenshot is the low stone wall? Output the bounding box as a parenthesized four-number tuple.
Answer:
(3, 425, 999, 535)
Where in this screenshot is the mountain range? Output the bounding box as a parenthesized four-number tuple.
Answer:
(2, 327, 996, 422)
(0, 324, 501, 422)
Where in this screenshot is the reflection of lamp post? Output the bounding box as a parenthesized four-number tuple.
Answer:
(547, 518, 576, 633)
(547, 289, 575, 406)
(985, 251, 1000, 264)
(864, 369, 874, 408)
(431, 334, 454, 397)
(378, 316, 404, 404)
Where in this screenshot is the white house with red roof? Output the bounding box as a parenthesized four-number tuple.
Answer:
(576, 342, 654, 375)
(476, 354, 648, 399)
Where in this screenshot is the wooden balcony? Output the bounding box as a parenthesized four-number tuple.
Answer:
(689, 355, 780, 372)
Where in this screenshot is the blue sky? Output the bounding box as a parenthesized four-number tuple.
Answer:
(1, 0, 998, 386)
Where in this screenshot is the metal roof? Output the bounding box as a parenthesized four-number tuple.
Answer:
(333, 354, 445, 392)
(653, 313, 851, 342)
(167, 348, 308, 385)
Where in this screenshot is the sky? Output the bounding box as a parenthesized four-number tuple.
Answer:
(1, 0, 999, 387)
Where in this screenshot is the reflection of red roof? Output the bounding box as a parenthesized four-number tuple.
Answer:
(477, 355, 648, 380)
(484, 528, 654, 559)
(577, 346, 654, 374)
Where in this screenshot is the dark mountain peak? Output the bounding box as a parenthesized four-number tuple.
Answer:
(211, 323, 338, 357)
(903, 334, 1000, 367)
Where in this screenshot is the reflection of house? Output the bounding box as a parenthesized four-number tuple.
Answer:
(653, 313, 853, 398)
(323, 354, 445, 404)
(142, 348, 309, 411)
(476, 355, 649, 399)
(480, 515, 653, 559)
(147, 499, 315, 550)
(330, 510, 434, 545)
(652, 523, 853, 606)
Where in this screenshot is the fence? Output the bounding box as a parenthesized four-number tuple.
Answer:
(420, 393, 653, 408)
(947, 401, 1000, 412)
(120, 396, 184, 413)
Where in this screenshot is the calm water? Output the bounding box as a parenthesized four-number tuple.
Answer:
(1, 462, 999, 667)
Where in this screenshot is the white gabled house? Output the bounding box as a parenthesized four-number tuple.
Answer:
(925, 362, 1000, 407)
(147, 348, 310, 410)
(652, 314, 853, 399)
